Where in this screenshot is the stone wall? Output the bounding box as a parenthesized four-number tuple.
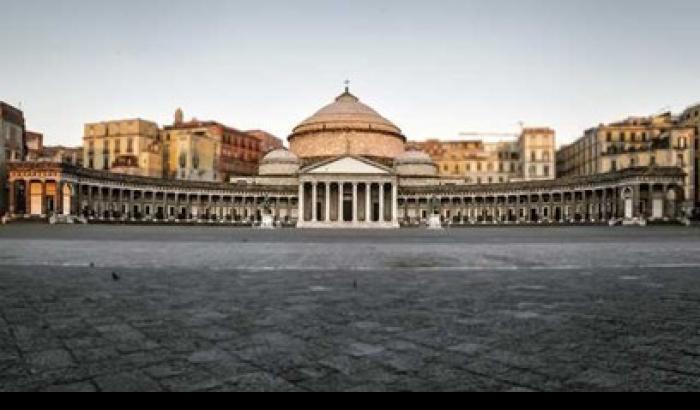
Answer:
(290, 130, 405, 160)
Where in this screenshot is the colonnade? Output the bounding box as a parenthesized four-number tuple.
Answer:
(297, 180, 399, 228)
(398, 183, 686, 226)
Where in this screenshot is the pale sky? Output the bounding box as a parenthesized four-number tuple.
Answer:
(2, 0, 699, 147)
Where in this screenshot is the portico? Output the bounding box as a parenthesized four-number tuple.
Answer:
(297, 156, 399, 228)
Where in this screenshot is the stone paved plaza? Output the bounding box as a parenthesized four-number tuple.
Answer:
(1, 224, 700, 391)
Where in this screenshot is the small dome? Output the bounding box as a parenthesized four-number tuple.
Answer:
(258, 149, 300, 176)
(395, 150, 437, 177)
(395, 150, 434, 165)
(261, 149, 299, 164)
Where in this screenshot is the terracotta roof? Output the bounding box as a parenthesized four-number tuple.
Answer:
(290, 90, 403, 139)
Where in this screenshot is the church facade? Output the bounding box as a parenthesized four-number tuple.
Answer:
(4, 88, 691, 228)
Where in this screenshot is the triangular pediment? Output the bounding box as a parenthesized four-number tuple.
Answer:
(303, 156, 392, 175)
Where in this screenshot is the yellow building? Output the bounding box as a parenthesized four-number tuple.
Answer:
(161, 121, 221, 182)
(161, 109, 275, 182)
(407, 128, 556, 184)
(83, 119, 162, 178)
(557, 112, 697, 209)
(520, 128, 556, 181)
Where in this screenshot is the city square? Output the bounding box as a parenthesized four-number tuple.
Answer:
(2, 0, 700, 393)
(1, 225, 699, 392)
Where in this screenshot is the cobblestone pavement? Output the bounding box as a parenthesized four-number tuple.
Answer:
(1, 225, 699, 391)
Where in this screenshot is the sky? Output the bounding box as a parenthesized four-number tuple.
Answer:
(2, 0, 700, 147)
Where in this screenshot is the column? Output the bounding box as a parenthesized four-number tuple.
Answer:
(338, 182, 344, 223)
(41, 180, 47, 216)
(392, 183, 399, 225)
(325, 182, 331, 222)
(25, 181, 32, 216)
(366, 183, 371, 222)
(352, 183, 358, 223)
(55, 182, 63, 216)
(601, 190, 608, 221)
(150, 191, 156, 219)
(378, 183, 385, 223)
(298, 183, 304, 223)
(8, 179, 15, 215)
(311, 182, 318, 222)
(73, 184, 80, 217)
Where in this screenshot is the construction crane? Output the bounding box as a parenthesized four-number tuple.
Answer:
(459, 122, 525, 139)
(459, 131, 519, 139)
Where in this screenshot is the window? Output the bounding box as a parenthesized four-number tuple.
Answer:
(115, 139, 121, 154)
(678, 154, 685, 167)
(531, 151, 537, 162)
(611, 160, 617, 172)
(544, 166, 550, 177)
(529, 165, 536, 176)
(650, 156, 656, 166)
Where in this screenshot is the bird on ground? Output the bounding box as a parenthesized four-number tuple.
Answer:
(112, 272, 120, 282)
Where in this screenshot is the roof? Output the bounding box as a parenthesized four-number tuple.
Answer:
(290, 89, 403, 139)
(8, 162, 296, 194)
(401, 167, 686, 195)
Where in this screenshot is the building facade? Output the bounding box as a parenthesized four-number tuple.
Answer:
(1, 102, 26, 215)
(83, 111, 279, 183)
(5, 88, 691, 227)
(25, 131, 43, 162)
(39, 146, 83, 166)
(679, 103, 700, 208)
(162, 110, 266, 182)
(557, 112, 698, 210)
(407, 128, 556, 184)
(83, 119, 163, 178)
(247, 130, 284, 155)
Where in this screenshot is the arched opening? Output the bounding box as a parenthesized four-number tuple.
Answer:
(13, 180, 27, 215)
(29, 181, 43, 216)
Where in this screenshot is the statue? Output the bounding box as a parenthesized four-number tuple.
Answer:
(261, 195, 272, 215)
(430, 196, 441, 215)
(427, 196, 443, 230)
(259, 195, 275, 229)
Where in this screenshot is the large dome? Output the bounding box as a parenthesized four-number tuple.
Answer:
(288, 88, 406, 161)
